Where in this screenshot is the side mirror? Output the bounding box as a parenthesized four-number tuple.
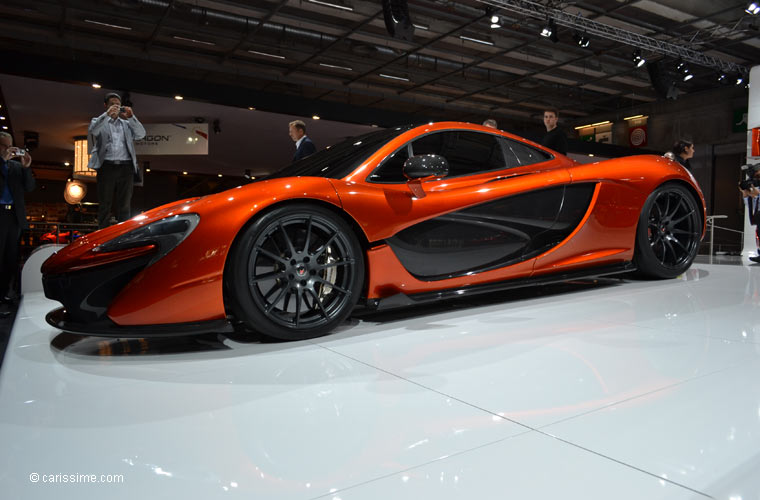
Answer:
(403, 154, 449, 180)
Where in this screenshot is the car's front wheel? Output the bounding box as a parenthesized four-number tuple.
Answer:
(228, 204, 364, 340)
(634, 183, 701, 279)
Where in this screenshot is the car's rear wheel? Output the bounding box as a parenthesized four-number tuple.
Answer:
(634, 183, 701, 279)
(228, 204, 364, 340)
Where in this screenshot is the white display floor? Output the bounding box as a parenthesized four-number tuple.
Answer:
(2, 263, 760, 499)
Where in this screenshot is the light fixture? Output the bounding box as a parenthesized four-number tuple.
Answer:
(574, 32, 590, 48)
(624, 115, 648, 120)
(91, 83, 101, 89)
(632, 50, 646, 67)
(717, 72, 727, 83)
(490, 14, 501, 29)
(218, 174, 223, 177)
(172, 35, 216, 46)
(84, 19, 132, 30)
(307, 0, 353, 12)
(248, 107, 255, 110)
(182, 171, 188, 175)
(174, 95, 183, 100)
(460, 35, 494, 46)
(63, 161, 70, 166)
(244, 169, 252, 179)
(64, 179, 87, 205)
(676, 60, 693, 81)
(573, 120, 611, 130)
(379, 73, 410, 82)
(73, 136, 96, 180)
(540, 19, 558, 42)
(248, 50, 285, 60)
(746, 2, 760, 14)
(145, 168, 151, 172)
(312, 115, 321, 120)
(319, 62, 353, 71)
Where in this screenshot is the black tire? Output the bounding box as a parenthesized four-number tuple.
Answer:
(227, 204, 364, 340)
(634, 183, 701, 279)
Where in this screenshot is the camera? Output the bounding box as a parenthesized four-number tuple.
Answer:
(119, 106, 126, 113)
(12, 148, 27, 157)
(739, 163, 760, 190)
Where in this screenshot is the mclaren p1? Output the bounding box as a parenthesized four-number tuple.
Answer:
(42, 122, 705, 340)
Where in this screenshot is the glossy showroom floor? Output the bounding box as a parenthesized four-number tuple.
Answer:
(2, 261, 760, 500)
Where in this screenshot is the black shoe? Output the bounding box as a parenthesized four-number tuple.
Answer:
(750, 255, 760, 263)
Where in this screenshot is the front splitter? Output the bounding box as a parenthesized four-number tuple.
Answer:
(46, 307, 234, 337)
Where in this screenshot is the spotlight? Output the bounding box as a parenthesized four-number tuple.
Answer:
(540, 19, 554, 38)
(486, 6, 500, 28)
(574, 32, 589, 48)
(64, 179, 87, 205)
(717, 72, 727, 83)
(746, 2, 760, 14)
(632, 50, 646, 67)
(675, 60, 692, 81)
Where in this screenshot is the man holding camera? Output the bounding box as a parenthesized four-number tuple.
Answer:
(88, 92, 146, 229)
(0, 131, 34, 313)
(740, 165, 760, 263)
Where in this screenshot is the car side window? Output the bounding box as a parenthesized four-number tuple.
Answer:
(368, 144, 410, 183)
(501, 138, 553, 167)
(440, 131, 506, 177)
(368, 130, 508, 183)
(367, 132, 448, 183)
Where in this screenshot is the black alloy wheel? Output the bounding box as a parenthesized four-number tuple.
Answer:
(228, 204, 364, 340)
(634, 183, 702, 279)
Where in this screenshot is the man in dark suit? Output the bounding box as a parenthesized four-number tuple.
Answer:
(289, 120, 317, 162)
(0, 131, 35, 310)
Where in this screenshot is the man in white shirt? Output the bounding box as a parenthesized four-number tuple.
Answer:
(88, 92, 146, 228)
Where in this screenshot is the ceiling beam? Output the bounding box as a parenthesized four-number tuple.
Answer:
(477, 0, 749, 73)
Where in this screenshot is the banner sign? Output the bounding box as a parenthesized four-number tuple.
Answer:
(629, 125, 647, 147)
(595, 130, 612, 144)
(134, 123, 209, 155)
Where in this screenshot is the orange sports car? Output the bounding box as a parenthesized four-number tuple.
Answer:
(42, 122, 705, 340)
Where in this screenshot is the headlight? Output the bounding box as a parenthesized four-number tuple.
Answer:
(94, 213, 200, 266)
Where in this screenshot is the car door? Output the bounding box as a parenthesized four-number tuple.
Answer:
(344, 129, 573, 281)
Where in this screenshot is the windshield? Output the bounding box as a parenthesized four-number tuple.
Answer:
(266, 125, 414, 180)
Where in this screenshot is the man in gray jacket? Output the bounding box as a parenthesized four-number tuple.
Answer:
(88, 92, 146, 228)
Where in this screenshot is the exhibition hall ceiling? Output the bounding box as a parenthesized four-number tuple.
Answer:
(0, 0, 757, 131)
